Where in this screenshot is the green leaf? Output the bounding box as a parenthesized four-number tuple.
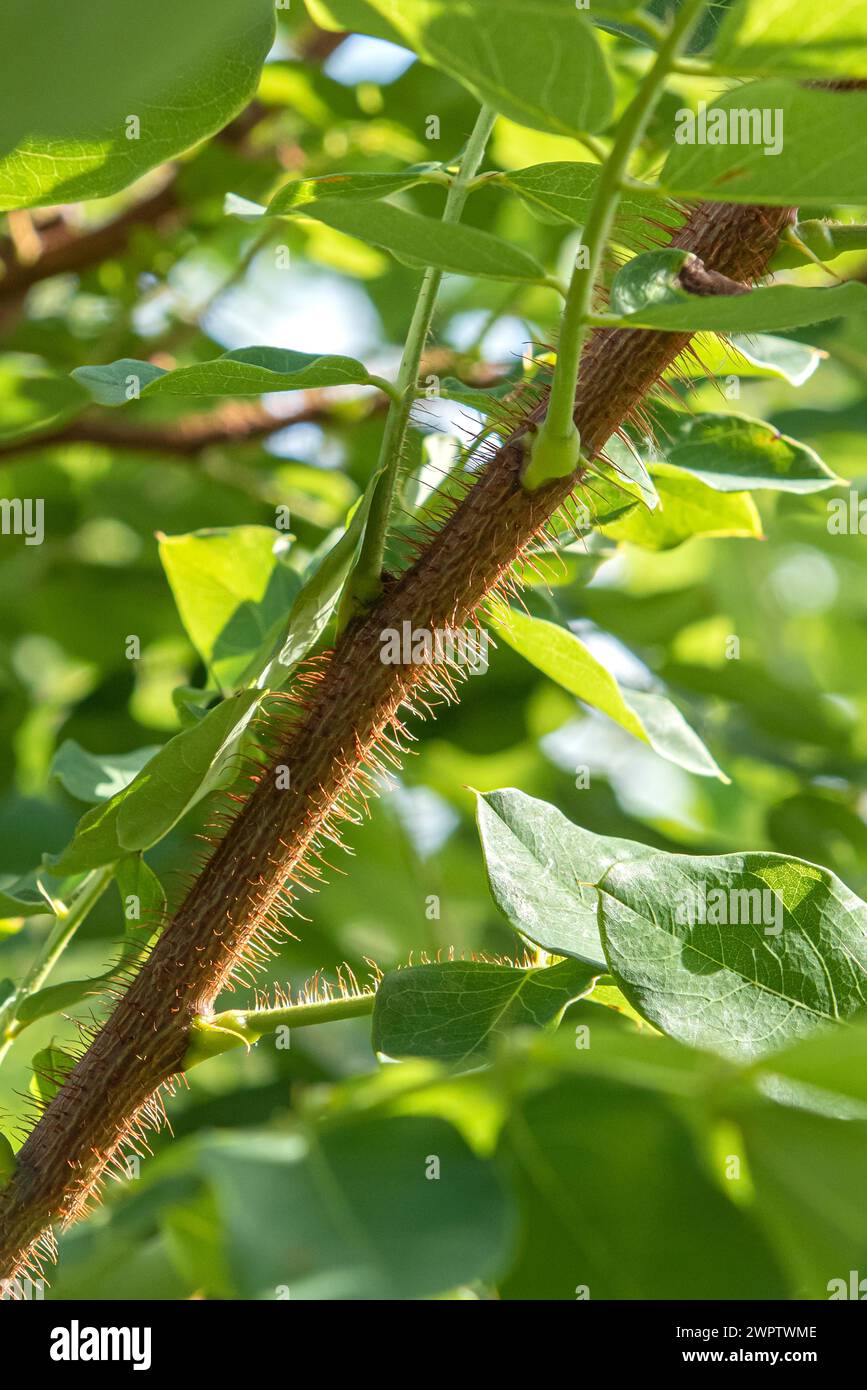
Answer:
(498, 1071, 787, 1299)
(598, 851, 867, 1060)
(46, 689, 261, 874)
(772, 220, 867, 271)
(655, 411, 840, 494)
(16, 977, 104, 1027)
(263, 167, 444, 213)
(732, 1099, 867, 1298)
(494, 162, 681, 239)
(29, 1043, 76, 1105)
(0, 870, 73, 921)
(372, 958, 598, 1064)
(609, 248, 867, 332)
(660, 82, 867, 206)
(0, 1132, 15, 1188)
(159, 527, 301, 693)
(475, 789, 655, 968)
(668, 332, 824, 386)
(115, 853, 167, 963)
(260, 469, 385, 680)
(759, 1019, 867, 1109)
(601, 464, 763, 548)
(50, 741, 162, 804)
(714, 0, 867, 79)
(490, 609, 727, 779)
(297, 199, 548, 283)
(306, 0, 614, 137)
(0, 0, 275, 209)
(0, 355, 88, 443)
(72, 347, 383, 407)
(201, 1117, 515, 1298)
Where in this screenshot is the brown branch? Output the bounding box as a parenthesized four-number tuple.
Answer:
(0, 198, 792, 1282)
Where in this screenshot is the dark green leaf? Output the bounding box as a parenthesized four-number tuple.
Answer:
(372, 958, 598, 1063)
(599, 851, 867, 1059)
(73, 347, 383, 407)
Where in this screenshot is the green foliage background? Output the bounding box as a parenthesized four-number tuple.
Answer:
(1, 0, 867, 1300)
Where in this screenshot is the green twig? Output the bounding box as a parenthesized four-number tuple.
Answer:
(522, 0, 708, 491)
(185, 991, 376, 1069)
(338, 104, 498, 624)
(0, 865, 114, 1066)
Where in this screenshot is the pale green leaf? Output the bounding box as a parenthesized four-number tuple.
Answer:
(490, 609, 727, 778)
(714, 0, 867, 79)
(159, 527, 301, 692)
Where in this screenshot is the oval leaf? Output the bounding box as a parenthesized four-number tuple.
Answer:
(599, 851, 867, 1060)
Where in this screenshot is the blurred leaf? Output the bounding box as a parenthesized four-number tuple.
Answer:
(475, 788, 654, 967)
(51, 741, 161, 804)
(660, 82, 867, 205)
(599, 851, 867, 1059)
(490, 609, 727, 778)
(714, 0, 867, 79)
(373, 958, 598, 1063)
(0, 0, 275, 208)
(201, 1117, 515, 1298)
(29, 1043, 76, 1105)
(499, 1073, 786, 1298)
(0, 355, 88, 443)
(733, 1099, 867, 1297)
(306, 0, 614, 136)
(298, 198, 548, 282)
(73, 348, 384, 406)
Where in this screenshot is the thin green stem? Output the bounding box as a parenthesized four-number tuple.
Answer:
(185, 992, 376, 1068)
(338, 104, 498, 623)
(523, 0, 708, 490)
(0, 865, 114, 1065)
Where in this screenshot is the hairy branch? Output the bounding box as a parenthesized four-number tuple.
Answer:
(0, 197, 792, 1281)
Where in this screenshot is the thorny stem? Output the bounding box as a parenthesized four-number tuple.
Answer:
(523, 0, 707, 490)
(0, 867, 114, 1067)
(0, 188, 796, 1279)
(339, 104, 498, 624)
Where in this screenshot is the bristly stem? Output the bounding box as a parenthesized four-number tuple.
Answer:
(522, 0, 707, 491)
(338, 103, 498, 625)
